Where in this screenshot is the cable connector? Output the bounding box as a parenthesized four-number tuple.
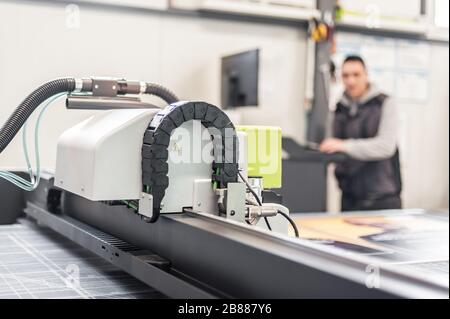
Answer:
(247, 205, 278, 219)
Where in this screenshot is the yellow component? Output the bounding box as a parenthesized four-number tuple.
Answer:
(311, 28, 320, 41)
(311, 23, 328, 42)
(236, 125, 282, 189)
(318, 23, 328, 38)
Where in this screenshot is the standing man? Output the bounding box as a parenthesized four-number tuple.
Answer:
(320, 56, 402, 211)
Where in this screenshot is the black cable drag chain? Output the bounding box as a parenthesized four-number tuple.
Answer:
(141, 101, 239, 222)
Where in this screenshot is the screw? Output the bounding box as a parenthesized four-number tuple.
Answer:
(230, 210, 236, 216)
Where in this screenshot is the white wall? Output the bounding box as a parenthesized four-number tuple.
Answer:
(399, 43, 449, 210)
(0, 1, 307, 170)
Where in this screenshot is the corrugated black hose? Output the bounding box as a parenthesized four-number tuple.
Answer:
(0, 79, 180, 155)
(0, 78, 76, 154)
(0, 78, 179, 223)
(145, 82, 179, 105)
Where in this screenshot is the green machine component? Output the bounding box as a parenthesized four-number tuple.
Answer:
(236, 125, 282, 189)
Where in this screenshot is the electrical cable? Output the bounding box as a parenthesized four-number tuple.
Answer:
(238, 171, 272, 231)
(238, 171, 261, 205)
(262, 215, 273, 231)
(277, 210, 300, 238)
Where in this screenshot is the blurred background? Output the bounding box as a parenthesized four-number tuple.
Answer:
(0, 0, 448, 212)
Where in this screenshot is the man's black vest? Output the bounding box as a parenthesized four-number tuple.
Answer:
(333, 94, 402, 200)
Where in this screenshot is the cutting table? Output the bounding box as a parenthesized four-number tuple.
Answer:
(0, 220, 164, 299)
(0, 175, 447, 299)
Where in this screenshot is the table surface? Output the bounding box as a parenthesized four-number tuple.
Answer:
(0, 219, 164, 299)
(1, 210, 448, 298)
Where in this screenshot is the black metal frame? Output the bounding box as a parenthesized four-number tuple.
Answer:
(15, 176, 446, 299)
(25, 202, 220, 298)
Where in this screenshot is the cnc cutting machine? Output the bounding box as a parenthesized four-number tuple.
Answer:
(1, 77, 296, 234)
(0, 78, 447, 299)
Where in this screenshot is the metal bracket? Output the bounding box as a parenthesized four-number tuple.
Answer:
(193, 179, 218, 215)
(92, 78, 119, 97)
(66, 95, 158, 110)
(138, 193, 154, 219)
(226, 183, 246, 222)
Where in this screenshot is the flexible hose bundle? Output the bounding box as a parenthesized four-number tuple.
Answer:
(0, 79, 180, 155)
(0, 77, 178, 194)
(0, 78, 76, 154)
(0, 92, 66, 191)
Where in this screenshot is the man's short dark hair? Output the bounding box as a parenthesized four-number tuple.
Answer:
(343, 55, 366, 69)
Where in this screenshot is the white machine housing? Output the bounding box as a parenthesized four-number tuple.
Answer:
(55, 109, 159, 201)
(55, 109, 289, 234)
(56, 109, 246, 208)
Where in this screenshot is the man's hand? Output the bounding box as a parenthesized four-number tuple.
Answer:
(319, 138, 345, 154)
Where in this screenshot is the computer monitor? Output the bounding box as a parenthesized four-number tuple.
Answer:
(221, 49, 259, 109)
